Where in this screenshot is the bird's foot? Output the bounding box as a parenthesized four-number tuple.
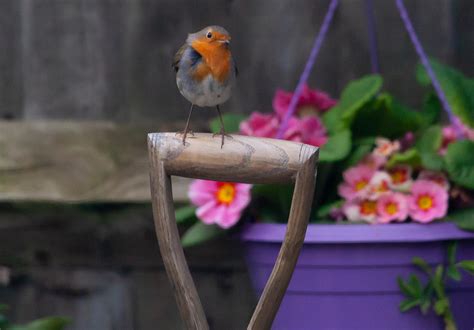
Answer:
(175, 130, 194, 145)
(212, 130, 232, 148)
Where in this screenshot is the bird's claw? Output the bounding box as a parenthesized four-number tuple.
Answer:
(212, 130, 232, 148)
(176, 130, 194, 145)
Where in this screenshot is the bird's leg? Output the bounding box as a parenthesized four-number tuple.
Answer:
(176, 104, 194, 145)
(212, 105, 232, 148)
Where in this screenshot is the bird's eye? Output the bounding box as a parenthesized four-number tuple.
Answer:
(206, 31, 212, 39)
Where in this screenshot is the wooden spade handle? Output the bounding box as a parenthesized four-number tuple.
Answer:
(148, 133, 318, 329)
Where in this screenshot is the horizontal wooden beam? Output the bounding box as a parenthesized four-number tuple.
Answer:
(0, 121, 191, 203)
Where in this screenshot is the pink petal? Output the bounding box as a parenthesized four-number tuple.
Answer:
(188, 180, 217, 206)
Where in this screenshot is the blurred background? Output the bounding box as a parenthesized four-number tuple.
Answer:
(0, 0, 473, 329)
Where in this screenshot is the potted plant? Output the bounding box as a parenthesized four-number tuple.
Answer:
(176, 60, 474, 329)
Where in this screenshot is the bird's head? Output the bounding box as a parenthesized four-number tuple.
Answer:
(187, 26, 231, 50)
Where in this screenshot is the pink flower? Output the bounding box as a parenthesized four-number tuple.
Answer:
(373, 138, 400, 158)
(439, 117, 474, 155)
(440, 125, 457, 155)
(366, 171, 392, 200)
(338, 165, 376, 201)
(272, 84, 337, 118)
(283, 116, 328, 147)
(361, 153, 387, 169)
(240, 112, 279, 138)
(400, 132, 415, 150)
(388, 165, 413, 192)
(408, 180, 448, 223)
(343, 199, 378, 223)
(376, 192, 408, 223)
(188, 180, 252, 229)
(418, 170, 450, 190)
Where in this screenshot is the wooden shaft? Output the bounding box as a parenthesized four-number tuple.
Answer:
(148, 132, 319, 330)
(148, 138, 209, 330)
(248, 150, 318, 329)
(149, 132, 315, 184)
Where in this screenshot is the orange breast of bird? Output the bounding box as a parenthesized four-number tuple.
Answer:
(191, 39, 231, 83)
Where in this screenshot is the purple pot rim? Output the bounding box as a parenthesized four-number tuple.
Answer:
(240, 222, 474, 244)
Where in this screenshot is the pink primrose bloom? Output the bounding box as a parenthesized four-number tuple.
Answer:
(188, 180, 252, 229)
(239, 112, 279, 138)
(388, 165, 413, 192)
(343, 199, 378, 223)
(376, 192, 408, 223)
(338, 165, 376, 201)
(408, 180, 448, 223)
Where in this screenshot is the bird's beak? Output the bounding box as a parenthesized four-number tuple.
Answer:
(218, 36, 231, 45)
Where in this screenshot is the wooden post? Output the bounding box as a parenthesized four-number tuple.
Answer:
(148, 133, 318, 330)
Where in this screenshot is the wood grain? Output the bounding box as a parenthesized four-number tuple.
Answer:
(148, 133, 318, 329)
(0, 121, 192, 203)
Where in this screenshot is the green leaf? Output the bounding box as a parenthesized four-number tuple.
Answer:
(209, 113, 247, 134)
(446, 208, 474, 232)
(412, 257, 432, 275)
(447, 265, 461, 281)
(323, 75, 382, 133)
(398, 277, 414, 296)
(175, 205, 197, 224)
(316, 200, 343, 218)
(9, 317, 70, 330)
(434, 299, 448, 316)
(416, 59, 474, 128)
(445, 140, 474, 189)
(181, 222, 225, 248)
(319, 130, 352, 162)
(457, 260, 474, 276)
(447, 241, 457, 266)
(351, 94, 424, 139)
(420, 152, 445, 171)
(339, 75, 383, 125)
(420, 93, 441, 127)
(387, 149, 421, 168)
(408, 274, 423, 296)
(399, 299, 421, 312)
(432, 265, 445, 298)
(416, 125, 442, 152)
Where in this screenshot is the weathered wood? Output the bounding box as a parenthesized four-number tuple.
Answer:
(1, 0, 470, 121)
(0, 121, 194, 202)
(148, 133, 318, 329)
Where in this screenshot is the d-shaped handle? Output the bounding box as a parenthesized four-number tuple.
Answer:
(148, 133, 318, 329)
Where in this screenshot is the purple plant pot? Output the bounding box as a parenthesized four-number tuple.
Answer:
(241, 222, 474, 330)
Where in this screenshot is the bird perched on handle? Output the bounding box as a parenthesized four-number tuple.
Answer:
(173, 25, 237, 148)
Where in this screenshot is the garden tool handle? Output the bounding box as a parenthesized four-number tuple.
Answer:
(148, 133, 318, 330)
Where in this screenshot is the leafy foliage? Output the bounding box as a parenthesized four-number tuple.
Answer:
(0, 307, 69, 330)
(444, 140, 474, 189)
(417, 59, 474, 128)
(319, 130, 352, 162)
(446, 208, 474, 232)
(322, 75, 383, 133)
(398, 242, 474, 330)
(181, 222, 225, 248)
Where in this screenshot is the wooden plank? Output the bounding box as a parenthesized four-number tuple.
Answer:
(0, 121, 194, 202)
(2, 269, 134, 330)
(0, 0, 22, 120)
(0, 209, 247, 269)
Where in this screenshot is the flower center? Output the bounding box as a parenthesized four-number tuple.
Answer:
(297, 105, 320, 117)
(355, 180, 368, 191)
(360, 200, 376, 215)
(390, 169, 407, 184)
(216, 183, 236, 205)
(376, 180, 390, 193)
(417, 195, 433, 211)
(385, 202, 398, 215)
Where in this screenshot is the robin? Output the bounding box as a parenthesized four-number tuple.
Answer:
(173, 25, 237, 148)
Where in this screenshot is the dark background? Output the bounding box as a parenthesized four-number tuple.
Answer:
(0, 0, 473, 329)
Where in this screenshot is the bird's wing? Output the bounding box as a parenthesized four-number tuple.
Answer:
(172, 43, 188, 72)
